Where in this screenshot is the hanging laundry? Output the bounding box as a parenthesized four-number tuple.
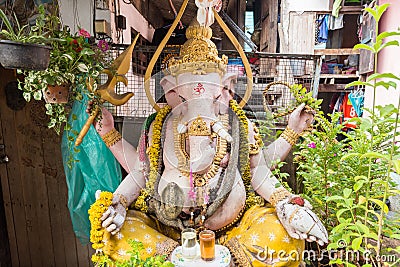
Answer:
(328, 14, 344, 30)
(332, 0, 343, 18)
(317, 15, 329, 43)
(348, 90, 364, 117)
(340, 93, 358, 130)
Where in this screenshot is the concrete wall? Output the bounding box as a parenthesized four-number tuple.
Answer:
(59, 0, 154, 44)
(59, 0, 94, 34)
(117, 0, 155, 44)
(364, 0, 400, 110)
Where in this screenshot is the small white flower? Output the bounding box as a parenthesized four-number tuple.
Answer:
(144, 234, 151, 243)
(116, 232, 124, 240)
(257, 217, 266, 224)
(250, 233, 259, 243)
(146, 247, 153, 254)
(156, 235, 162, 239)
(268, 232, 276, 241)
(282, 235, 290, 243)
(129, 227, 136, 233)
(140, 224, 146, 229)
(117, 249, 127, 256)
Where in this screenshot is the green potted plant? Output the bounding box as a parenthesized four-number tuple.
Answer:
(0, 5, 54, 70)
(18, 25, 110, 134)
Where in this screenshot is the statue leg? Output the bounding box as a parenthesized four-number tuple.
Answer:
(224, 206, 305, 267)
(102, 210, 179, 262)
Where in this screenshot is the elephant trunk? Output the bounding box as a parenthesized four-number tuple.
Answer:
(186, 115, 216, 173)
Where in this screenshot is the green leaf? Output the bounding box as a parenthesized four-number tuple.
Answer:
(343, 188, 352, 198)
(375, 81, 397, 90)
(341, 152, 361, 161)
(367, 73, 400, 82)
(369, 199, 389, 213)
(360, 152, 389, 161)
(352, 237, 363, 250)
(33, 90, 42, 100)
(377, 40, 400, 52)
(354, 43, 376, 53)
(80, 48, 95, 56)
(62, 53, 74, 61)
(376, 31, 400, 43)
(373, 40, 383, 53)
(77, 63, 89, 72)
(377, 104, 397, 117)
(23, 92, 31, 102)
(355, 221, 369, 234)
(375, 3, 390, 22)
(345, 81, 373, 89)
(327, 195, 344, 202)
(392, 159, 400, 174)
(353, 180, 365, 192)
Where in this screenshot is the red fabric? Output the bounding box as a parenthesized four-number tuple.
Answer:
(340, 93, 358, 129)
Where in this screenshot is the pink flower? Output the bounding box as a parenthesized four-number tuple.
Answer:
(307, 142, 316, 149)
(78, 28, 91, 38)
(97, 40, 109, 52)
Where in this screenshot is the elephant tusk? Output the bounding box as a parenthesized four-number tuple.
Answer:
(212, 121, 233, 143)
(177, 123, 188, 134)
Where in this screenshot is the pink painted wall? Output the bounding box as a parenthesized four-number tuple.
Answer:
(364, 0, 400, 110)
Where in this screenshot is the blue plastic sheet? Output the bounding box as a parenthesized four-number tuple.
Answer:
(61, 94, 122, 244)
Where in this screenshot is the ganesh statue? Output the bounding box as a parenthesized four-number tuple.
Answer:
(85, 15, 328, 267)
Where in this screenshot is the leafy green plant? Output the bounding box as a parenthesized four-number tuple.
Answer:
(96, 240, 174, 267)
(294, 4, 400, 267)
(17, 23, 109, 134)
(0, 5, 57, 44)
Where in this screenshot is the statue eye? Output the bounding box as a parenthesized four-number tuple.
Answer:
(179, 95, 187, 102)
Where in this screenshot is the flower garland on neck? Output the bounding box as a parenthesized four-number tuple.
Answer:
(134, 105, 172, 212)
(134, 101, 262, 212)
(229, 100, 264, 209)
(88, 191, 113, 264)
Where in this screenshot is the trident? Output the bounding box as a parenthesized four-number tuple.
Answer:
(74, 34, 140, 146)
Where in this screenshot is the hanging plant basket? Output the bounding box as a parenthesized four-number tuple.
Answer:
(43, 84, 70, 103)
(0, 40, 51, 70)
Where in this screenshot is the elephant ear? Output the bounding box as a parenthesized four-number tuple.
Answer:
(160, 75, 181, 108)
(160, 75, 176, 92)
(217, 73, 237, 115)
(222, 72, 237, 92)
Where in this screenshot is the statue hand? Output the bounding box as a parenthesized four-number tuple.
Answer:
(86, 101, 115, 136)
(98, 193, 127, 235)
(276, 195, 328, 246)
(288, 103, 315, 134)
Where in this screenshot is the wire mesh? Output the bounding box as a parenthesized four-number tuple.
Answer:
(104, 45, 319, 129)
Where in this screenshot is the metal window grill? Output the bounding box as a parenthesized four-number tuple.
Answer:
(104, 45, 319, 129)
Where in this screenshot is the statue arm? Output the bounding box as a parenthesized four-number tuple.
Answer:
(263, 103, 314, 168)
(94, 107, 141, 173)
(249, 121, 328, 245)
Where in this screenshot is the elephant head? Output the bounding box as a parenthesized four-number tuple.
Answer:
(160, 71, 236, 172)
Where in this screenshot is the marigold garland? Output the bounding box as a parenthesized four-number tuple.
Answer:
(134, 102, 262, 213)
(134, 105, 172, 212)
(88, 191, 113, 264)
(229, 100, 264, 209)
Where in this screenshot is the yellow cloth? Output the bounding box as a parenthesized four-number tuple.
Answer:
(102, 206, 304, 266)
(102, 210, 179, 261)
(224, 206, 305, 267)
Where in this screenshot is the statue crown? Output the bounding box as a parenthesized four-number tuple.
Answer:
(165, 21, 228, 77)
